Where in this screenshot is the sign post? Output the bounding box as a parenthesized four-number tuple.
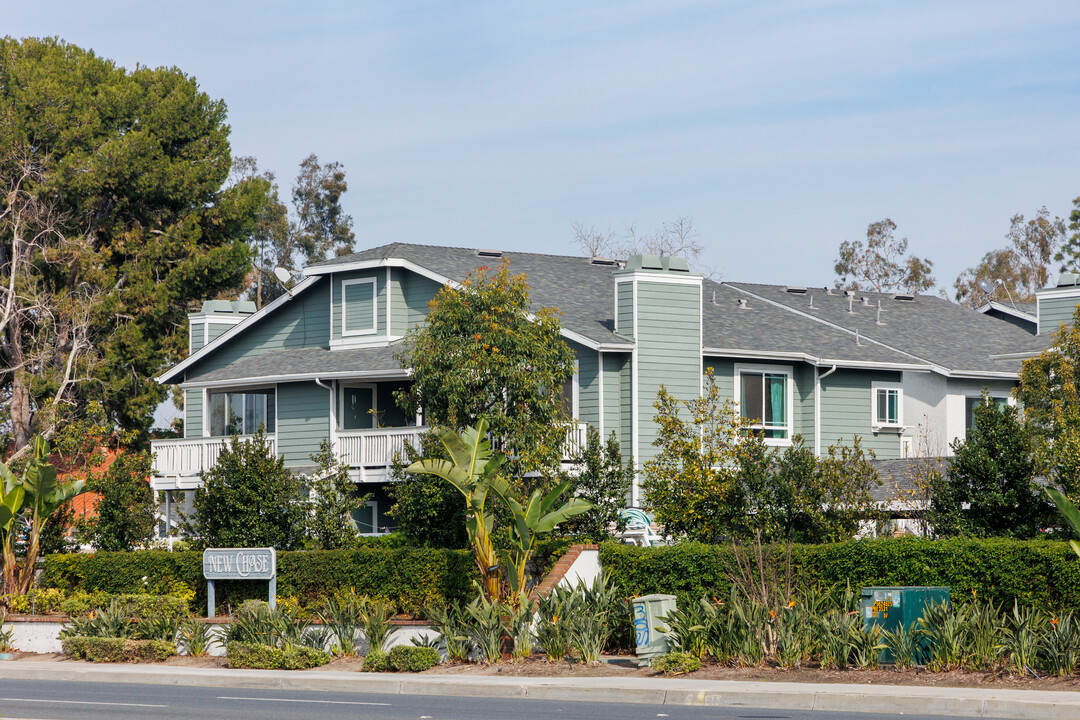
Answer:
(202, 547, 277, 617)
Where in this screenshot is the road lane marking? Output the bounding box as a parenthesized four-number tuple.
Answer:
(217, 695, 392, 706)
(0, 698, 168, 708)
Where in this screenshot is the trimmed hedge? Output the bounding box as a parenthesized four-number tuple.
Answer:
(651, 651, 701, 675)
(388, 645, 439, 672)
(600, 537, 1080, 611)
(62, 637, 176, 663)
(226, 642, 330, 669)
(42, 547, 475, 615)
(362, 649, 389, 672)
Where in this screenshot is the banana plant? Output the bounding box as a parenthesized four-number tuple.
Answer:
(407, 420, 508, 601)
(1, 438, 87, 595)
(1046, 487, 1080, 558)
(494, 479, 592, 602)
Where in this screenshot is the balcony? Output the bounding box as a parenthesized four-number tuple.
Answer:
(151, 422, 589, 489)
(150, 435, 277, 490)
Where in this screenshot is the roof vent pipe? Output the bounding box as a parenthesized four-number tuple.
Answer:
(876, 300, 884, 325)
(712, 290, 717, 304)
(862, 296, 870, 306)
(855, 328, 861, 345)
(848, 295, 854, 313)
(808, 295, 815, 309)
(737, 298, 748, 309)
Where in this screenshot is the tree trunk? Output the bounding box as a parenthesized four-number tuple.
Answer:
(10, 368, 31, 455)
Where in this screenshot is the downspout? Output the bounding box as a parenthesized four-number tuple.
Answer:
(814, 364, 838, 457)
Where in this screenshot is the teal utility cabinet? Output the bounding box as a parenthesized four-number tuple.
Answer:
(632, 594, 677, 667)
(860, 586, 950, 664)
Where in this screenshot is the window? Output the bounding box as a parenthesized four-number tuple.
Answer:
(342, 278, 377, 336)
(736, 365, 792, 443)
(872, 383, 903, 428)
(208, 389, 275, 436)
(351, 500, 381, 535)
(965, 396, 1008, 432)
(341, 385, 375, 430)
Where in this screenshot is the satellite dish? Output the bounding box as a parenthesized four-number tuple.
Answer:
(977, 278, 997, 295)
(273, 267, 292, 286)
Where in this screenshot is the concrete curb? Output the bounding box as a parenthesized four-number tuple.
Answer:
(0, 661, 1078, 719)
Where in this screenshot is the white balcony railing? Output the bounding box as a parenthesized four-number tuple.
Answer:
(152, 422, 590, 486)
(336, 426, 427, 469)
(152, 435, 277, 479)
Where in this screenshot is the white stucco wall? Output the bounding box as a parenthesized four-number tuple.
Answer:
(557, 548, 601, 589)
(902, 372, 1016, 457)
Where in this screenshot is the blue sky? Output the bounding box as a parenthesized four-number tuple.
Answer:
(9, 1, 1080, 292)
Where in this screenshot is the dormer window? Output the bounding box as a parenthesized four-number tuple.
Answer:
(342, 278, 377, 336)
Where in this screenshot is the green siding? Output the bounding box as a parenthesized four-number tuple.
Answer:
(635, 280, 701, 464)
(206, 323, 231, 344)
(794, 364, 815, 440)
(389, 268, 407, 335)
(403, 273, 440, 329)
(601, 353, 630, 450)
(186, 279, 331, 379)
(189, 323, 204, 354)
(277, 381, 330, 467)
(703, 358, 734, 398)
(616, 282, 634, 339)
(575, 344, 600, 426)
(819, 369, 902, 459)
(184, 389, 202, 438)
(332, 270, 386, 340)
(620, 355, 633, 458)
(1039, 295, 1080, 334)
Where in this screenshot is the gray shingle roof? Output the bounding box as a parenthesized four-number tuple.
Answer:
(305, 244, 1035, 376)
(726, 283, 1035, 375)
(871, 457, 947, 504)
(188, 345, 403, 384)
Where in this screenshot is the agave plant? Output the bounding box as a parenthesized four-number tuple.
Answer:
(426, 602, 471, 663)
(659, 601, 708, 659)
(566, 575, 618, 664)
(1005, 601, 1047, 676)
(177, 617, 221, 657)
(535, 586, 575, 662)
(319, 593, 362, 656)
(917, 600, 966, 672)
(848, 623, 885, 669)
(881, 623, 919, 670)
(819, 609, 857, 670)
(962, 598, 1006, 671)
(507, 590, 535, 662)
(464, 593, 505, 664)
(359, 597, 397, 653)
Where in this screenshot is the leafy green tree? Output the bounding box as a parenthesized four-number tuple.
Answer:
(1017, 307, 1080, 503)
(79, 451, 155, 551)
(189, 431, 307, 550)
(239, 154, 357, 308)
(643, 372, 881, 544)
(929, 398, 1049, 538)
(386, 435, 468, 548)
(955, 206, 1067, 306)
(305, 440, 368, 550)
(1057, 197, 1080, 272)
(395, 260, 576, 481)
(558, 426, 633, 540)
(0, 37, 268, 455)
(834, 219, 935, 293)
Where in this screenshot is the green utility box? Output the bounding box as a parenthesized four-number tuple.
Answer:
(632, 594, 677, 667)
(860, 586, 950, 664)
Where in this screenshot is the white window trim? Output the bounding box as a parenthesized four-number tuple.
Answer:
(341, 277, 378, 337)
(871, 381, 904, 430)
(206, 385, 277, 437)
(568, 357, 580, 420)
(339, 382, 378, 430)
(734, 363, 794, 447)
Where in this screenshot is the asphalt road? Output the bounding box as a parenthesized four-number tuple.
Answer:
(0, 679, 1016, 720)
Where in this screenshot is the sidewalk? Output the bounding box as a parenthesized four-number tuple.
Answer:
(0, 660, 1077, 720)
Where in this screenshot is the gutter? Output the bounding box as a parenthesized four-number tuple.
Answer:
(814, 364, 838, 457)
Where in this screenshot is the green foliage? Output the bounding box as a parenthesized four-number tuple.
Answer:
(80, 451, 155, 551)
(304, 440, 369, 550)
(0, 616, 13, 652)
(41, 548, 473, 616)
(425, 602, 471, 662)
(599, 537, 1080, 613)
(1, 438, 87, 595)
(834, 218, 935, 293)
(1047, 487, 1080, 558)
(651, 651, 701, 675)
(395, 260, 576, 480)
(536, 587, 575, 662)
(361, 648, 389, 672)
(558, 426, 632, 540)
(360, 597, 398, 653)
(189, 431, 308, 550)
(642, 372, 880, 544)
(0, 37, 266, 448)
(566, 575, 621, 664)
(463, 593, 505, 664)
(387, 433, 468, 549)
(177, 617, 220, 657)
(930, 399, 1050, 538)
(226, 641, 330, 670)
(62, 636, 175, 663)
(388, 645, 440, 672)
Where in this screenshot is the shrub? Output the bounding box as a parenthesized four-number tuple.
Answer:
(651, 651, 701, 675)
(599, 537, 1080, 612)
(62, 637, 175, 663)
(362, 649, 389, 672)
(41, 548, 474, 616)
(388, 645, 440, 672)
(0, 617, 14, 652)
(225, 641, 329, 670)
